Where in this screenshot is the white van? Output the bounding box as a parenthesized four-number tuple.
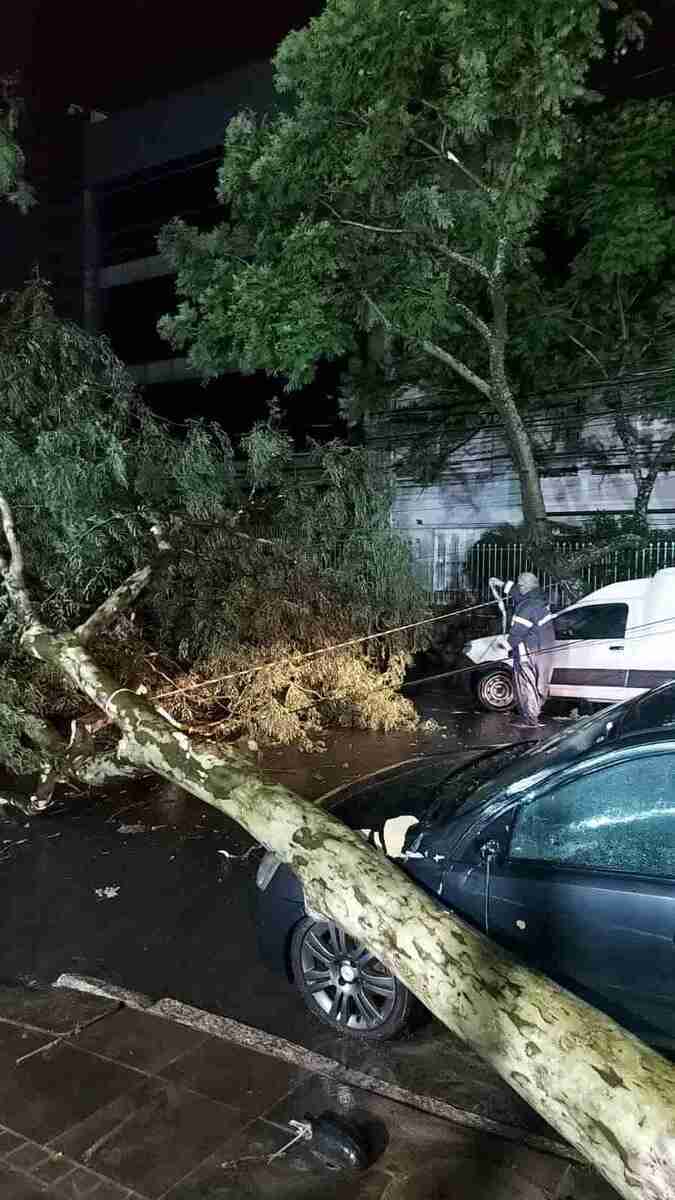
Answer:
(463, 567, 675, 712)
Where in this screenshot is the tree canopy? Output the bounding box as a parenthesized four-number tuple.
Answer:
(158, 0, 664, 545)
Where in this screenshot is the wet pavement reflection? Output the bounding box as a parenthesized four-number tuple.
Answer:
(0, 686, 567, 1142)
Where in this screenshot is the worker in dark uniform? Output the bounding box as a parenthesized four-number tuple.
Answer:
(505, 572, 555, 728)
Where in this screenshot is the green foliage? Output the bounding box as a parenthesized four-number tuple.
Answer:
(0, 282, 236, 627)
(566, 101, 675, 284)
(514, 100, 675, 389)
(0, 75, 36, 212)
(240, 400, 294, 490)
(0, 283, 425, 769)
(158, 0, 607, 396)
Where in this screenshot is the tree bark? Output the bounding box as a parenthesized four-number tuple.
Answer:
(2, 503, 674, 1200)
(487, 240, 550, 546)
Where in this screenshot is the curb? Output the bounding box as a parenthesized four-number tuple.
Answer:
(54, 972, 581, 1166)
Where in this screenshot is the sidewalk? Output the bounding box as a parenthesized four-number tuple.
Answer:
(0, 982, 616, 1200)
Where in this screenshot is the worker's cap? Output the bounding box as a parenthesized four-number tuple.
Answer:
(516, 571, 539, 594)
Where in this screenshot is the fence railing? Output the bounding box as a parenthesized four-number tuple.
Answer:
(412, 538, 675, 605)
(248, 523, 675, 607)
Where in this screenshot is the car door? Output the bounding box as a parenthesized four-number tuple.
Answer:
(548, 601, 630, 704)
(483, 748, 675, 1046)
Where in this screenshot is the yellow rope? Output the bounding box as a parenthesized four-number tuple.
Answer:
(155, 600, 497, 701)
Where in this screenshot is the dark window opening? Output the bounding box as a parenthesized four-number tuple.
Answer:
(554, 603, 628, 642)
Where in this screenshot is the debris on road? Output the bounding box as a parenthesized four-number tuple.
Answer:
(94, 885, 120, 899)
(217, 846, 260, 861)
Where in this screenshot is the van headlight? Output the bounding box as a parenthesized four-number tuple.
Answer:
(256, 851, 281, 891)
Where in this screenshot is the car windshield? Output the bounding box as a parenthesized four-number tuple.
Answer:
(422, 690, 668, 826)
(424, 743, 535, 821)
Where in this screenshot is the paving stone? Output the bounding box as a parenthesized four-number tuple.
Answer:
(86, 1180, 134, 1198)
(53, 1165, 106, 1197)
(0, 1026, 140, 1144)
(160, 1038, 305, 1118)
(50, 1079, 163, 1165)
(75, 1010, 207, 1075)
(31, 1154, 78, 1187)
(0, 987, 118, 1035)
(57, 1080, 246, 1198)
(265, 1074, 568, 1198)
(4, 1142, 51, 1171)
(0, 1129, 28, 1156)
(0, 1163, 49, 1198)
(165, 1156, 392, 1200)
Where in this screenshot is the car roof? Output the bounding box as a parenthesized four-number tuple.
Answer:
(571, 578, 648, 605)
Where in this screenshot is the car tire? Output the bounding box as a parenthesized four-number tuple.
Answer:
(475, 666, 515, 712)
(290, 916, 412, 1041)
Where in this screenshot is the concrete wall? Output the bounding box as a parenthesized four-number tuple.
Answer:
(83, 60, 276, 186)
(390, 421, 675, 594)
(391, 423, 675, 532)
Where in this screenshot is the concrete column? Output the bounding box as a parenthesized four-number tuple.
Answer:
(82, 187, 102, 332)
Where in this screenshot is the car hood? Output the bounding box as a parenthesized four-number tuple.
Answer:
(327, 705, 626, 855)
(326, 758, 474, 854)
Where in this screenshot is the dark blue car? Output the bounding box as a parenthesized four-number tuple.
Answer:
(256, 683, 675, 1047)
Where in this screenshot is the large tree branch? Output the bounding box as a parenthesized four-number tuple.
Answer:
(420, 338, 492, 398)
(75, 518, 173, 645)
(362, 292, 492, 400)
(323, 199, 492, 284)
(450, 299, 491, 343)
(0, 494, 39, 626)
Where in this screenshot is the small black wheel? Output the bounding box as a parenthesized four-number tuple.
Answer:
(475, 666, 515, 712)
(290, 916, 412, 1040)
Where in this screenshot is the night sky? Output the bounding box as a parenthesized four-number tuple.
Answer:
(4, 1, 324, 112)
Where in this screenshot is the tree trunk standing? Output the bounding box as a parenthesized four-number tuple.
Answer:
(3, 613, 672, 1197)
(492, 380, 549, 539)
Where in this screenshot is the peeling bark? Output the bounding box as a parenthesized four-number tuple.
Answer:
(1, 499, 674, 1199)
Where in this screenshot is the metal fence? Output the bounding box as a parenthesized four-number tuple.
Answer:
(249, 523, 675, 608)
(410, 537, 675, 605)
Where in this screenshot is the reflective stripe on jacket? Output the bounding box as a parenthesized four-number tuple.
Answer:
(509, 588, 555, 659)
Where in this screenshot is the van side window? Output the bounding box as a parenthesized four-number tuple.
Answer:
(554, 603, 628, 642)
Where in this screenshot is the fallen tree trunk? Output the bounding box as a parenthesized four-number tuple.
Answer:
(1, 504, 674, 1200)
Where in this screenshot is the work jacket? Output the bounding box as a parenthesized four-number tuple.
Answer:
(508, 587, 555, 661)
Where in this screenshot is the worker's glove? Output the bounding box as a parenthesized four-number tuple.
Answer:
(504, 580, 514, 596)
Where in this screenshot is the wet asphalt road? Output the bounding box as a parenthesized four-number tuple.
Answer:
(0, 689, 567, 1136)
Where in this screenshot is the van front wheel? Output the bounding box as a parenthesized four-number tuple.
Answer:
(475, 667, 515, 712)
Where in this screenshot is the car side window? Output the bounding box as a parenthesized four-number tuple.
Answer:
(553, 603, 628, 642)
(510, 755, 675, 878)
